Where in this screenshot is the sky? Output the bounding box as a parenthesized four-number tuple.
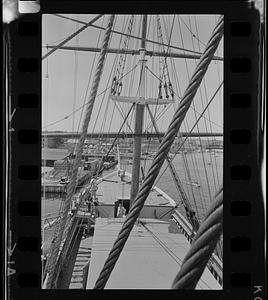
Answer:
(42, 14, 223, 136)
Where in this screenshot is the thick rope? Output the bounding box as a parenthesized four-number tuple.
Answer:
(93, 15, 223, 289)
(171, 184, 223, 289)
(146, 104, 198, 229)
(45, 15, 115, 289)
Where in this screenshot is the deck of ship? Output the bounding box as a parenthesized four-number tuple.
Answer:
(76, 170, 177, 221)
(86, 218, 221, 289)
(74, 170, 221, 289)
(96, 170, 176, 206)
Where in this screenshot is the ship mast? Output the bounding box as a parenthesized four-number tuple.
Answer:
(129, 15, 147, 208)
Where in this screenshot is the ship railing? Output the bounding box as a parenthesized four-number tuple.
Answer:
(172, 209, 193, 241)
(69, 171, 119, 220)
(43, 212, 60, 219)
(207, 253, 223, 286)
(172, 209, 222, 285)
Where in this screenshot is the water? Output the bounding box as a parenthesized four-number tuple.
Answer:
(123, 152, 223, 221)
(151, 152, 223, 221)
(42, 195, 65, 253)
(42, 152, 223, 251)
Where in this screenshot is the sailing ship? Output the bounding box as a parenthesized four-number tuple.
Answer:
(41, 14, 224, 289)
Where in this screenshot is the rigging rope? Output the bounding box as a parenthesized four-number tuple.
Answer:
(114, 102, 134, 132)
(53, 13, 223, 60)
(160, 15, 176, 99)
(171, 184, 222, 289)
(111, 15, 134, 96)
(45, 15, 115, 289)
(154, 82, 223, 196)
(42, 63, 139, 130)
(140, 221, 183, 265)
(46, 18, 106, 252)
(169, 53, 209, 215)
(181, 152, 199, 218)
(99, 104, 135, 164)
(93, 15, 138, 176)
(146, 60, 224, 219)
(93, 16, 223, 289)
(189, 15, 221, 192)
(74, 16, 106, 154)
(90, 16, 125, 139)
(156, 15, 173, 99)
(71, 18, 79, 149)
(180, 15, 207, 49)
(42, 15, 104, 60)
(144, 66, 223, 131)
(93, 17, 119, 173)
(146, 104, 199, 231)
(178, 15, 214, 203)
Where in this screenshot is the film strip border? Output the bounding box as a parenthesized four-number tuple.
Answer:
(224, 8, 264, 299)
(7, 1, 41, 296)
(5, 1, 264, 299)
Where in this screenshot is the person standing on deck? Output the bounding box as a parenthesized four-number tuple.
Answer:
(93, 198, 100, 217)
(75, 196, 80, 208)
(70, 199, 76, 216)
(88, 177, 98, 216)
(90, 177, 98, 201)
(87, 194, 93, 213)
(117, 202, 126, 218)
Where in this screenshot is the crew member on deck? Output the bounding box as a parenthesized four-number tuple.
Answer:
(87, 194, 93, 213)
(75, 196, 80, 208)
(70, 200, 76, 216)
(93, 198, 100, 217)
(90, 177, 98, 201)
(117, 202, 126, 217)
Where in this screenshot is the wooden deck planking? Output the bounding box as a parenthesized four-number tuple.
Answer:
(86, 218, 221, 289)
(97, 172, 173, 206)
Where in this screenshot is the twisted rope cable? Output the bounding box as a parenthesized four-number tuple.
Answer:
(45, 15, 115, 289)
(171, 184, 223, 289)
(93, 15, 223, 289)
(146, 104, 197, 227)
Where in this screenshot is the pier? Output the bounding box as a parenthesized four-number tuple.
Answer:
(42, 160, 117, 193)
(42, 171, 92, 193)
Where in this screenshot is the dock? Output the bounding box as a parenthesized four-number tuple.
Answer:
(42, 160, 117, 194)
(42, 170, 93, 193)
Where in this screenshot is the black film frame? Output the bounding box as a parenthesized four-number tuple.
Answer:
(3, 1, 265, 299)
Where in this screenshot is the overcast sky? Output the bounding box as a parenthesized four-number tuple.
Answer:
(42, 14, 223, 135)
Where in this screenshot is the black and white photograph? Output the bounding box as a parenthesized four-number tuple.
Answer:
(41, 14, 224, 289)
(2, 0, 266, 297)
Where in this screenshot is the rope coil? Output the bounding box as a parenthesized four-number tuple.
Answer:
(93, 16, 223, 289)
